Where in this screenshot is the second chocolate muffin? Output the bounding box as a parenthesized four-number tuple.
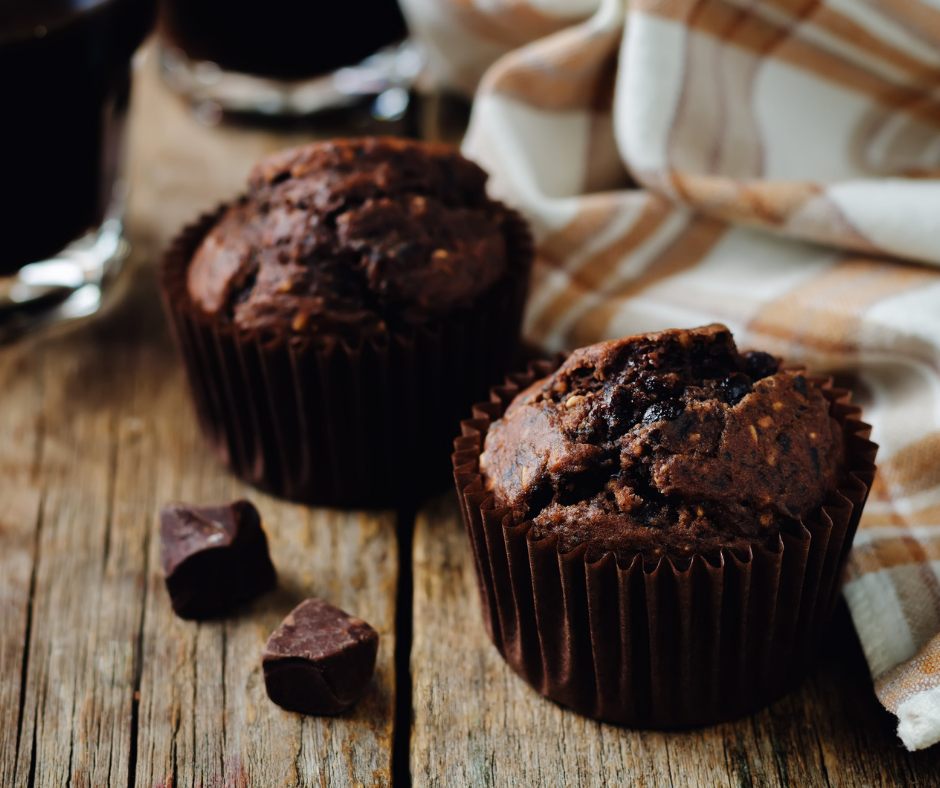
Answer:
(482, 324, 843, 564)
(455, 324, 878, 727)
(186, 139, 513, 340)
(162, 137, 532, 506)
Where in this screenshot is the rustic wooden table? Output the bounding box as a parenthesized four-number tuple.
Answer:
(2, 49, 940, 788)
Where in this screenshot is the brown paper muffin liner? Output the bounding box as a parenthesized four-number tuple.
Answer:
(453, 358, 878, 727)
(161, 203, 532, 508)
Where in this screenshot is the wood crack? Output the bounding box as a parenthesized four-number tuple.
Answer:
(750, 714, 784, 788)
(190, 631, 198, 788)
(30, 343, 48, 484)
(6, 342, 49, 787)
(293, 720, 304, 787)
(662, 732, 676, 787)
(12, 495, 44, 782)
(102, 406, 122, 788)
(126, 509, 152, 788)
(220, 624, 227, 780)
(170, 686, 181, 788)
(812, 721, 833, 788)
(65, 682, 78, 788)
(101, 412, 120, 571)
(26, 719, 37, 788)
(392, 506, 415, 788)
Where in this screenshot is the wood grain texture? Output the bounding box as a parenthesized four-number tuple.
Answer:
(9, 316, 147, 788)
(0, 44, 400, 787)
(4, 36, 940, 788)
(0, 488, 42, 788)
(410, 492, 940, 788)
(1, 288, 399, 787)
(0, 335, 45, 787)
(132, 444, 398, 788)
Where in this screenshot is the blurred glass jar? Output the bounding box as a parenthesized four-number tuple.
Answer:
(158, 0, 422, 121)
(0, 0, 155, 275)
(0, 0, 154, 341)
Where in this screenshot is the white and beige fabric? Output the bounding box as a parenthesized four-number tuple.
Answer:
(399, 0, 940, 750)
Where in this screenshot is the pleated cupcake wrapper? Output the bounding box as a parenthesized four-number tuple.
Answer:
(453, 359, 879, 727)
(161, 204, 533, 508)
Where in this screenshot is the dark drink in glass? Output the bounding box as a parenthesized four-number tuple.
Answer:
(158, 0, 420, 120)
(0, 0, 155, 274)
(162, 0, 408, 80)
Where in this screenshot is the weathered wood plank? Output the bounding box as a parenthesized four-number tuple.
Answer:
(3, 200, 398, 788)
(230, 504, 397, 787)
(9, 312, 152, 788)
(7, 36, 940, 788)
(124, 49, 400, 788)
(751, 607, 939, 788)
(410, 492, 940, 788)
(0, 331, 45, 788)
(2, 44, 401, 786)
(132, 379, 398, 787)
(0, 488, 42, 788)
(0, 337, 44, 486)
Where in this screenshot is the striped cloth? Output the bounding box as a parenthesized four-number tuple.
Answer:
(400, 0, 940, 750)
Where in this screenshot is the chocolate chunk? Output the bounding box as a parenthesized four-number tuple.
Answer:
(742, 350, 778, 380)
(642, 400, 684, 424)
(262, 599, 379, 716)
(641, 373, 682, 399)
(719, 372, 752, 405)
(160, 500, 276, 620)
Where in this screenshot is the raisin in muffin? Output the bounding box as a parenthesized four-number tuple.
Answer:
(481, 324, 843, 565)
(162, 137, 532, 506)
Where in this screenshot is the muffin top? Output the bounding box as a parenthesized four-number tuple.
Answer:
(481, 325, 843, 565)
(186, 137, 511, 339)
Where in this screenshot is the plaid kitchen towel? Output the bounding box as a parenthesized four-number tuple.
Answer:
(400, 0, 940, 749)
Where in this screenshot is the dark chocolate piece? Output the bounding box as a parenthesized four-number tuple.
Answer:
(262, 599, 379, 716)
(160, 499, 276, 620)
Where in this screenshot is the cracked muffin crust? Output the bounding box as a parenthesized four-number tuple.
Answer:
(186, 137, 511, 340)
(480, 325, 844, 564)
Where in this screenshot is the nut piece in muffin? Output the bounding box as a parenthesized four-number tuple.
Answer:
(186, 137, 511, 340)
(481, 325, 843, 564)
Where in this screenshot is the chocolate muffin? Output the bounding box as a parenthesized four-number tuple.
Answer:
(454, 325, 877, 727)
(481, 324, 843, 565)
(162, 138, 532, 506)
(186, 138, 511, 338)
